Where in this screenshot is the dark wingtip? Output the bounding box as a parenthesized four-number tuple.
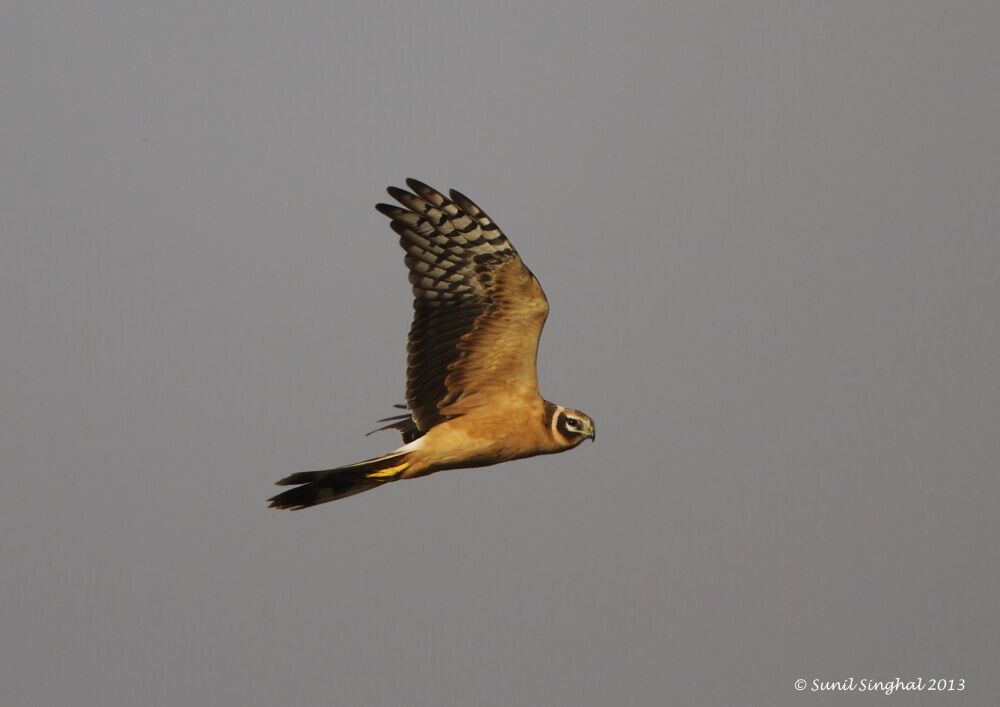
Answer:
(449, 188, 481, 215)
(405, 178, 433, 194)
(386, 185, 411, 202)
(387, 219, 410, 237)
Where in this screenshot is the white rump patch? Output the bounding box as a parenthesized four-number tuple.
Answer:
(397, 437, 425, 453)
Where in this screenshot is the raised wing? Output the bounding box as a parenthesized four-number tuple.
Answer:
(375, 179, 549, 434)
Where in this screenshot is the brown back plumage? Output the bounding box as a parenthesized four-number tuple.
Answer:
(375, 179, 550, 434)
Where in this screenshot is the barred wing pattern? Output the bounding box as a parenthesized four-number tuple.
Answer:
(375, 180, 549, 434)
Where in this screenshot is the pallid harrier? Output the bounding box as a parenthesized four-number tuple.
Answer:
(268, 180, 594, 510)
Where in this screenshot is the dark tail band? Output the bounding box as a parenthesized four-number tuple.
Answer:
(268, 451, 411, 510)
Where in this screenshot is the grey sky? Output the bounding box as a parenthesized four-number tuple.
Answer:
(1, 2, 998, 705)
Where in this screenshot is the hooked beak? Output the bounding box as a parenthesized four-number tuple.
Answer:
(587, 427, 596, 443)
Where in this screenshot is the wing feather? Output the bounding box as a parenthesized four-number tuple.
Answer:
(375, 180, 549, 433)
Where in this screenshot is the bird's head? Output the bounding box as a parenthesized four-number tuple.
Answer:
(546, 403, 596, 448)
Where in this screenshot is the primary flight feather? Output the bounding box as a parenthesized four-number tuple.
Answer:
(268, 180, 594, 510)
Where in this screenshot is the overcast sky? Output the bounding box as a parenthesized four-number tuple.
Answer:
(1, 2, 998, 706)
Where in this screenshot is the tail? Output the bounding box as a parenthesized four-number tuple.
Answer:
(268, 451, 413, 510)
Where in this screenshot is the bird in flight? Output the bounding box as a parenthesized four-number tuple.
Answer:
(268, 180, 594, 510)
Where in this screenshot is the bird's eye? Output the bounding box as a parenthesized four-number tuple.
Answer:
(566, 418, 581, 430)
